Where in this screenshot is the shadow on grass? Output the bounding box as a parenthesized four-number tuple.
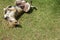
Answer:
(15, 24, 22, 28)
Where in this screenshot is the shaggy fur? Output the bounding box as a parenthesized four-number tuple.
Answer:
(4, 6, 23, 26)
(15, 0, 31, 12)
(4, 0, 37, 27)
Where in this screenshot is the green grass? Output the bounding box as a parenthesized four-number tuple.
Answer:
(0, 0, 60, 40)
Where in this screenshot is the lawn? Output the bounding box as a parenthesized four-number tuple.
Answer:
(0, 0, 60, 40)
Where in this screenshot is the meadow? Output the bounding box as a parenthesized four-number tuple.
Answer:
(0, 0, 60, 40)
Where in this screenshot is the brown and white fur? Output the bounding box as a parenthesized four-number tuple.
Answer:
(4, 6, 23, 26)
(4, 0, 36, 27)
(15, 0, 36, 12)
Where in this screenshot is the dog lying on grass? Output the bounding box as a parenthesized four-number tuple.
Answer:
(4, 0, 37, 27)
(4, 6, 23, 27)
(15, 0, 36, 12)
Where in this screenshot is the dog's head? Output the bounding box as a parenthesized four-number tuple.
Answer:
(8, 18, 19, 26)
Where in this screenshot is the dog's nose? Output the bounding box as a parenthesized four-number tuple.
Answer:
(14, 21, 19, 26)
(15, 21, 19, 24)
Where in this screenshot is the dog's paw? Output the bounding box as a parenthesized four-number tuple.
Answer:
(31, 6, 38, 10)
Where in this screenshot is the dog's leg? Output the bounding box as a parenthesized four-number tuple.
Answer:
(31, 6, 37, 10)
(30, 0, 37, 10)
(30, 0, 32, 5)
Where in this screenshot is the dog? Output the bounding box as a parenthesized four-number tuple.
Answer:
(4, 6, 23, 26)
(15, 0, 36, 12)
(4, 0, 37, 27)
